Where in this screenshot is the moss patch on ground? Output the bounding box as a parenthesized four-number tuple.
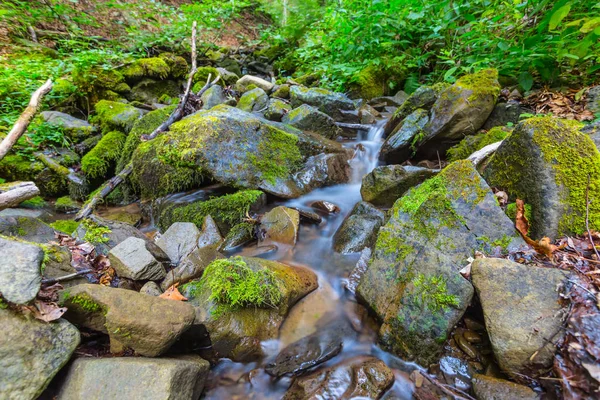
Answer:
(446, 127, 510, 162)
(121, 57, 170, 81)
(19, 196, 47, 209)
(49, 219, 80, 235)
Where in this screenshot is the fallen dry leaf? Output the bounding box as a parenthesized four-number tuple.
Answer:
(514, 199, 560, 258)
(30, 300, 67, 322)
(515, 199, 530, 238)
(159, 284, 187, 301)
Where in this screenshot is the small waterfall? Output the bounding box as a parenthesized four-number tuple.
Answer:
(349, 119, 386, 183)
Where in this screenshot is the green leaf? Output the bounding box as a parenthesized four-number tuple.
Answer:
(518, 72, 534, 92)
(444, 67, 458, 82)
(549, 4, 571, 31)
(581, 17, 600, 33)
(497, 41, 509, 51)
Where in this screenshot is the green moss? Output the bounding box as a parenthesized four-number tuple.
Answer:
(247, 127, 302, 184)
(81, 218, 111, 244)
(159, 53, 188, 79)
(49, 219, 80, 234)
(55, 195, 78, 209)
(375, 227, 414, 261)
(192, 66, 221, 87)
(81, 131, 126, 179)
(505, 202, 532, 223)
(455, 68, 500, 102)
(19, 196, 47, 209)
(272, 84, 290, 99)
(446, 127, 510, 162)
(351, 65, 385, 99)
(122, 58, 170, 81)
(0, 297, 7, 309)
(66, 293, 103, 312)
(194, 256, 282, 309)
(166, 190, 264, 230)
(91, 100, 141, 133)
(411, 273, 459, 313)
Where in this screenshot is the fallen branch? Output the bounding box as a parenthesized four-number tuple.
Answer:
(77, 22, 201, 219)
(0, 181, 40, 211)
(141, 21, 199, 142)
(42, 269, 94, 285)
(0, 79, 53, 161)
(75, 163, 132, 221)
(467, 140, 503, 167)
(335, 122, 374, 131)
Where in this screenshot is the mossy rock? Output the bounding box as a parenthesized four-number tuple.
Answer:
(129, 79, 181, 105)
(282, 104, 341, 140)
(192, 66, 221, 88)
(0, 155, 68, 197)
(264, 98, 291, 122)
(350, 65, 386, 100)
(121, 58, 171, 81)
(272, 84, 290, 99)
(130, 105, 304, 198)
(91, 100, 144, 133)
(54, 196, 80, 213)
(237, 88, 269, 112)
(446, 126, 511, 162)
(0, 216, 56, 244)
(158, 52, 188, 79)
(290, 85, 356, 121)
(81, 131, 126, 179)
(483, 116, 600, 238)
(356, 160, 524, 365)
(380, 108, 429, 163)
(40, 111, 94, 143)
(72, 67, 130, 106)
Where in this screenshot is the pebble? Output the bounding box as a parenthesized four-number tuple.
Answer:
(463, 329, 482, 343)
(464, 317, 486, 332)
(454, 333, 478, 359)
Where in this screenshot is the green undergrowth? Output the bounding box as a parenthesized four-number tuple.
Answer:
(446, 127, 510, 162)
(18, 196, 47, 209)
(192, 256, 283, 310)
(49, 220, 81, 235)
(81, 219, 111, 244)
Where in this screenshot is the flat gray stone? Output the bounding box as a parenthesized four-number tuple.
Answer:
(156, 222, 201, 263)
(109, 237, 166, 281)
(1, 309, 80, 400)
(0, 237, 43, 304)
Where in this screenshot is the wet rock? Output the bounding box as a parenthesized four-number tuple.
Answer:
(264, 98, 291, 121)
(292, 207, 322, 224)
(0, 215, 56, 243)
(346, 248, 371, 294)
(482, 101, 524, 130)
(156, 222, 201, 263)
(357, 161, 524, 365)
(129, 78, 180, 105)
(41, 111, 93, 141)
(219, 222, 256, 252)
(243, 244, 278, 257)
(380, 108, 429, 163)
(0, 309, 80, 400)
(586, 85, 600, 114)
(60, 284, 195, 356)
(290, 85, 356, 121)
(259, 206, 300, 246)
(57, 356, 209, 400)
(140, 281, 162, 296)
(370, 92, 407, 107)
(361, 165, 438, 208)
(131, 105, 345, 199)
(422, 69, 500, 146)
(160, 246, 224, 291)
(310, 200, 340, 214)
(439, 356, 472, 392)
(472, 258, 568, 376)
(483, 116, 600, 239)
(180, 257, 317, 361)
(201, 84, 227, 109)
(282, 104, 341, 140)
(109, 237, 166, 281)
(235, 75, 274, 93)
(282, 356, 394, 400)
(0, 207, 52, 221)
(0, 237, 43, 304)
(359, 104, 379, 124)
(265, 322, 351, 377)
(333, 201, 385, 254)
(472, 374, 539, 400)
(43, 245, 87, 288)
(237, 87, 269, 112)
(197, 215, 223, 248)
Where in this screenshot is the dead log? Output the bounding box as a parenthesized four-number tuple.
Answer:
(467, 141, 503, 167)
(0, 79, 53, 161)
(77, 22, 202, 220)
(0, 181, 40, 210)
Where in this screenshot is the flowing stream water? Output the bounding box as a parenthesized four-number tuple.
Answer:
(204, 118, 424, 399)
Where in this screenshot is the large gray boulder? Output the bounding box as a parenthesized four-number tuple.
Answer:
(357, 160, 524, 365)
(361, 165, 438, 208)
(108, 237, 166, 281)
(0, 237, 43, 304)
(472, 258, 568, 377)
(57, 356, 209, 400)
(156, 222, 201, 263)
(60, 284, 195, 356)
(0, 309, 80, 400)
(282, 104, 341, 140)
(0, 215, 56, 244)
(483, 116, 600, 239)
(332, 201, 385, 254)
(379, 108, 429, 163)
(290, 85, 356, 121)
(131, 105, 349, 199)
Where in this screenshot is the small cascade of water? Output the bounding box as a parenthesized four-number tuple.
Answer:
(349, 119, 387, 183)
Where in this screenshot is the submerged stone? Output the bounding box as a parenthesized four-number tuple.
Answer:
(483, 116, 600, 239)
(357, 160, 524, 365)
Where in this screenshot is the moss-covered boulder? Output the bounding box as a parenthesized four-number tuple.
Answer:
(121, 57, 170, 82)
(361, 165, 438, 208)
(264, 98, 291, 122)
(179, 256, 318, 361)
(130, 105, 347, 199)
(446, 126, 510, 162)
(59, 284, 195, 356)
(81, 131, 126, 179)
(158, 52, 188, 79)
(380, 108, 429, 163)
(356, 160, 524, 365)
(237, 87, 268, 112)
(192, 66, 221, 89)
(483, 116, 600, 238)
(272, 84, 290, 99)
(91, 100, 144, 133)
(129, 78, 180, 105)
(282, 104, 341, 140)
(350, 65, 386, 100)
(0, 215, 56, 244)
(0, 308, 80, 400)
(290, 85, 356, 121)
(200, 85, 227, 110)
(40, 111, 94, 142)
(72, 67, 131, 106)
(0, 154, 69, 197)
(422, 69, 500, 145)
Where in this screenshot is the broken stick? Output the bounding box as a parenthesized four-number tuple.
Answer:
(0, 181, 40, 211)
(0, 79, 53, 161)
